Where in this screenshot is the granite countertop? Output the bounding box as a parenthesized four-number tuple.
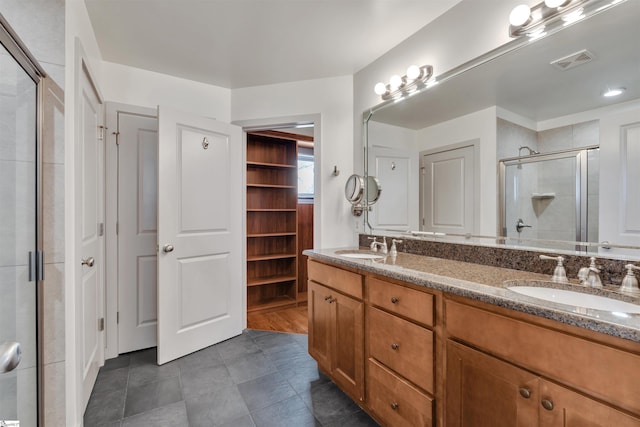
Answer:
(304, 248, 640, 343)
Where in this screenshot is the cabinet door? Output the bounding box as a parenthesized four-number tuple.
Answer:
(332, 291, 364, 402)
(539, 380, 640, 427)
(308, 281, 333, 373)
(446, 341, 538, 427)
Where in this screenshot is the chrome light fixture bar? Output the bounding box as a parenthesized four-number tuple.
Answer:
(374, 65, 434, 101)
(508, 0, 626, 39)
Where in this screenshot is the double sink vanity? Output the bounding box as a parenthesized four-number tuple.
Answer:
(304, 237, 640, 427)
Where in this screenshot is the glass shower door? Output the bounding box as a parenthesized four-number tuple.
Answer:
(0, 39, 39, 426)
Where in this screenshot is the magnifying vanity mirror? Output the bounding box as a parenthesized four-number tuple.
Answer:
(363, 0, 640, 256)
(346, 174, 382, 216)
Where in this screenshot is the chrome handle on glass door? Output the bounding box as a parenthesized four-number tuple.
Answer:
(0, 342, 22, 374)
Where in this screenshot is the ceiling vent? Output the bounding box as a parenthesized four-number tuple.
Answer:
(550, 49, 595, 71)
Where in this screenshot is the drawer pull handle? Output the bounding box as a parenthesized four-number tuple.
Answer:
(519, 387, 531, 399)
(541, 399, 554, 411)
(324, 295, 332, 301)
(391, 343, 399, 350)
(391, 297, 399, 304)
(390, 402, 399, 410)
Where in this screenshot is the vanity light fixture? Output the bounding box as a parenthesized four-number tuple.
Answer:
(603, 87, 625, 97)
(373, 65, 434, 100)
(508, 0, 626, 39)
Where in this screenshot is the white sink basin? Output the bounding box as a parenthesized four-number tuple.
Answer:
(508, 286, 640, 313)
(339, 252, 385, 260)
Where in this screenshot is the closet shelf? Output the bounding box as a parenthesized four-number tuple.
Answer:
(247, 275, 297, 287)
(247, 254, 297, 262)
(247, 232, 296, 238)
(247, 161, 296, 169)
(247, 183, 296, 189)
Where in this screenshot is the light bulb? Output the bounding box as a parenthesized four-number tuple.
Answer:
(374, 82, 387, 96)
(389, 74, 403, 91)
(509, 4, 531, 26)
(406, 65, 421, 81)
(603, 87, 625, 97)
(544, 0, 568, 8)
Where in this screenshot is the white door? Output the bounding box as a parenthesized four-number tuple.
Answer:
(118, 111, 159, 353)
(421, 145, 475, 234)
(78, 65, 105, 408)
(157, 107, 244, 365)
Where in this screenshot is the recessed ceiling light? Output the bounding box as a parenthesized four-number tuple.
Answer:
(603, 87, 626, 97)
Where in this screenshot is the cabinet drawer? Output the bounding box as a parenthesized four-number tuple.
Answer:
(308, 260, 363, 299)
(446, 299, 640, 415)
(367, 358, 433, 427)
(368, 277, 434, 327)
(368, 307, 434, 393)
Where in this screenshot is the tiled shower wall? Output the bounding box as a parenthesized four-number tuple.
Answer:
(0, 1, 66, 425)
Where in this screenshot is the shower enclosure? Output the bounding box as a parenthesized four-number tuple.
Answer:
(499, 146, 599, 249)
(0, 15, 46, 427)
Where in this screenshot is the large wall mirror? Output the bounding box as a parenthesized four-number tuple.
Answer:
(364, 0, 640, 257)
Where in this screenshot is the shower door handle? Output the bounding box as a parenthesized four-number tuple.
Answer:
(0, 342, 22, 374)
(516, 218, 532, 233)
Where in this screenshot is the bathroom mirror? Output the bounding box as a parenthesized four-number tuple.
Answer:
(364, 0, 640, 255)
(346, 174, 382, 216)
(345, 174, 365, 204)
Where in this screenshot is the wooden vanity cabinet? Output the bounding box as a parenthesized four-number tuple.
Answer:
(445, 298, 640, 427)
(307, 260, 364, 402)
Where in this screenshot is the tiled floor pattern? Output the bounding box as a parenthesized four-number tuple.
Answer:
(84, 329, 380, 426)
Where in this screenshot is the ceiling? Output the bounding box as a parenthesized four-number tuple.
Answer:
(84, 0, 462, 89)
(371, 0, 640, 129)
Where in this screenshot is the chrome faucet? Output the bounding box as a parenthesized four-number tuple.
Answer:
(389, 239, 403, 256)
(539, 255, 568, 283)
(620, 264, 640, 294)
(578, 257, 602, 288)
(368, 236, 388, 254)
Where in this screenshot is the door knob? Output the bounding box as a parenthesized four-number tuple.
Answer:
(163, 244, 174, 253)
(0, 342, 22, 373)
(81, 257, 95, 267)
(541, 399, 554, 411)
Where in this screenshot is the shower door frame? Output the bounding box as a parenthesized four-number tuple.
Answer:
(0, 13, 47, 427)
(498, 146, 598, 245)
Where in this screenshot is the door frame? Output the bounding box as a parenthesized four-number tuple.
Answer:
(66, 38, 106, 425)
(104, 102, 158, 359)
(233, 113, 322, 249)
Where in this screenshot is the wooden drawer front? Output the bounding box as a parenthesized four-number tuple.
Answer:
(446, 299, 640, 415)
(368, 307, 434, 393)
(368, 277, 434, 327)
(367, 358, 434, 427)
(308, 260, 363, 299)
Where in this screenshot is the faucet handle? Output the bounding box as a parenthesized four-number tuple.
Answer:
(389, 239, 403, 256)
(367, 236, 378, 251)
(620, 264, 640, 295)
(539, 255, 568, 283)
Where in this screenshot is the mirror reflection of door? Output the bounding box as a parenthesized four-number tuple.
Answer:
(420, 144, 476, 234)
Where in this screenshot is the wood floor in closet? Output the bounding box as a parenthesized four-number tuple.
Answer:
(247, 305, 308, 334)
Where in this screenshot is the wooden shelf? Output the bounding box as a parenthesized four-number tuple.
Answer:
(247, 209, 297, 212)
(247, 275, 297, 287)
(247, 232, 296, 238)
(247, 161, 296, 169)
(246, 296, 297, 313)
(247, 254, 297, 262)
(247, 183, 296, 189)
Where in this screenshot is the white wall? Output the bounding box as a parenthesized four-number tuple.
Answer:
(231, 76, 356, 248)
(100, 61, 231, 121)
(416, 106, 497, 235)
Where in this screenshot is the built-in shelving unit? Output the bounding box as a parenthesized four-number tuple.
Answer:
(246, 132, 298, 312)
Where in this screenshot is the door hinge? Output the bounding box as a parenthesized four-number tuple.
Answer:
(28, 251, 45, 282)
(98, 125, 106, 141)
(116, 221, 119, 235)
(117, 312, 119, 324)
(98, 222, 104, 236)
(422, 218, 425, 226)
(113, 131, 120, 145)
(98, 317, 105, 332)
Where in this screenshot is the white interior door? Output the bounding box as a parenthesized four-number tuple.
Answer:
(157, 106, 244, 365)
(78, 64, 104, 408)
(421, 145, 475, 234)
(118, 111, 159, 353)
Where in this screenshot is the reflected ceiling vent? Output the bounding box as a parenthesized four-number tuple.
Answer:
(550, 49, 595, 71)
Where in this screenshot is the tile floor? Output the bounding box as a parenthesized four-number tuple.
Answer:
(83, 329, 380, 426)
